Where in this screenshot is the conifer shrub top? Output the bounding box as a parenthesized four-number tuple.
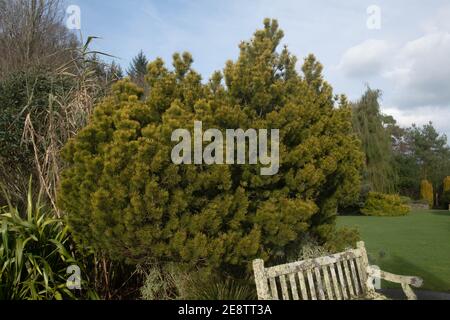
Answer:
(58, 20, 363, 272)
(361, 192, 411, 217)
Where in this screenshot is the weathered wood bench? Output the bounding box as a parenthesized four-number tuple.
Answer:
(253, 241, 423, 300)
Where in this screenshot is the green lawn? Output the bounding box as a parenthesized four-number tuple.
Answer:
(337, 209, 450, 292)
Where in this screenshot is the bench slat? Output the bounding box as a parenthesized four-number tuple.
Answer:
(306, 269, 317, 300)
(269, 277, 279, 300)
(298, 272, 308, 300)
(343, 259, 356, 297)
(280, 275, 290, 300)
(314, 268, 326, 300)
(350, 259, 361, 296)
(329, 264, 342, 300)
(322, 266, 334, 300)
(336, 260, 348, 299)
(289, 273, 299, 300)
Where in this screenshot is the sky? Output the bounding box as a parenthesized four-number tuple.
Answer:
(68, 0, 450, 137)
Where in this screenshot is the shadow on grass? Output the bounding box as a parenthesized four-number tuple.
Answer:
(375, 255, 450, 293)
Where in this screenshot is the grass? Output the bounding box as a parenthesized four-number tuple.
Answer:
(337, 209, 450, 293)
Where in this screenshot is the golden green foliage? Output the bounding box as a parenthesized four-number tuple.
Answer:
(443, 177, 450, 193)
(58, 19, 364, 273)
(420, 180, 434, 209)
(361, 192, 411, 217)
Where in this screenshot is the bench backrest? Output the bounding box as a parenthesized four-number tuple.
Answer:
(253, 241, 371, 300)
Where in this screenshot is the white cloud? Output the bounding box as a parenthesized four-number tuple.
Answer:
(339, 10, 450, 109)
(337, 39, 391, 78)
(383, 105, 450, 137)
(386, 32, 450, 108)
(421, 4, 450, 33)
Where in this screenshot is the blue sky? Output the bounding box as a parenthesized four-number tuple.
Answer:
(69, 0, 450, 137)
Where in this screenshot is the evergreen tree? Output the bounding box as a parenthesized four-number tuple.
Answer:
(58, 19, 363, 274)
(442, 177, 450, 209)
(420, 180, 434, 208)
(406, 123, 450, 193)
(127, 50, 149, 87)
(351, 88, 397, 194)
(108, 61, 124, 82)
(444, 177, 450, 193)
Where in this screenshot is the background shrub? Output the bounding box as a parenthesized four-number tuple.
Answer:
(399, 196, 412, 204)
(139, 264, 183, 300)
(420, 179, 434, 209)
(139, 264, 256, 300)
(0, 69, 72, 206)
(361, 192, 411, 217)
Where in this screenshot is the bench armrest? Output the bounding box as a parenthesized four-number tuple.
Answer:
(367, 266, 423, 300)
(367, 266, 423, 287)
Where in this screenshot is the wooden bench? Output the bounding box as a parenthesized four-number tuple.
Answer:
(253, 241, 423, 300)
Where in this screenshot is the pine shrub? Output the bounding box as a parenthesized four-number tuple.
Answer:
(58, 20, 364, 273)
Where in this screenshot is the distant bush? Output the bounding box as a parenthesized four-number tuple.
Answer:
(400, 196, 411, 203)
(420, 180, 434, 209)
(361, 192, 411, 217)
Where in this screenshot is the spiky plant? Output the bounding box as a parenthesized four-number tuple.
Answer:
(0, 181, 98, 300)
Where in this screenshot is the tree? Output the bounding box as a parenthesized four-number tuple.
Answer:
(127, 50, 149, 88)
(351, 88, 397, 194)
(58, 19, 363, 274)
(406, 123, 450, 205)
(382, 114, 422, 198)
(420, 180, 434, 209)
(394, 153, 421, 198)
(442, 177, 450, 209)
(0, 0, 79, 78)
(108, 61, 124, 82)
(444, 177, 450, 193)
